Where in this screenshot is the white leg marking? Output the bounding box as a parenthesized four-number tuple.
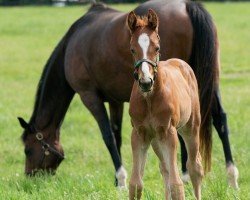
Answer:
(181, 171, 190, 183)
(116, 166, 128, 189)
(227, 163, 239, 190)
(138, 33, 151, 78)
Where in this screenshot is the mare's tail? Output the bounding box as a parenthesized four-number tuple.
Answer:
(186, 1, 219, 172)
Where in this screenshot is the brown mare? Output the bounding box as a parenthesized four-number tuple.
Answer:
(18, 0, 238, 188)
(128, 10, 203, 199)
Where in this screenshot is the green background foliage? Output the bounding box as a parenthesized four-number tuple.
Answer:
(0, 2, 249, 199)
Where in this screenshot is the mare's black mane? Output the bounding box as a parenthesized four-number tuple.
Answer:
(22, 2, 117, 141)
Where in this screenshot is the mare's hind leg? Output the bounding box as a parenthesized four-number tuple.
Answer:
(79, 91, 127, 188)
(129, 128, 150, 200)
(109, 101, 124, 186)
(212, 89, 239, 189)
(178, 133, 190, 183)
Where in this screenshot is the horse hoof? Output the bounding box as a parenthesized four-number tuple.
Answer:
(115, 166, 128, 189)
(227, 163, 239, 190)
(181, 172, 190, 183)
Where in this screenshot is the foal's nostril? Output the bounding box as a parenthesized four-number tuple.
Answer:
(139, 78, 153, 91)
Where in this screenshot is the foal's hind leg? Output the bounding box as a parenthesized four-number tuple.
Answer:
(109, 102, 125, 186)
(212, 89, 239, 189)
(180, 126, 203, 200)
(129, 128, 150, 200)
(79, 91, 127, 188)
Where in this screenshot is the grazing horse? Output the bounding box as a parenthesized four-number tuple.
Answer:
(18, 0, 238, 188)
(128, 10, 203, 200)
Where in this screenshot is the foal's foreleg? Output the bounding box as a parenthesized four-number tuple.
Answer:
(129, 128, 150, 200)
(180, 127, 203, 200)
(156, 127, 185, 200)
(151, 139, 170, 199)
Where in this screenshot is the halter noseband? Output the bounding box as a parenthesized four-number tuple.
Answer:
(133, 55, 160, 81)
(35, 132, 64, 166)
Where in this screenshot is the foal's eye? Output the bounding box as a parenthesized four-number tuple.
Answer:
(155, 47, 160, 52)
(130, 48, 136, 54)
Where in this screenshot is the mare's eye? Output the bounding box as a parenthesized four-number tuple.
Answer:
(130, 48, 136, 54)
(155, 46, 160, 52)
(24, 148, 32, 157)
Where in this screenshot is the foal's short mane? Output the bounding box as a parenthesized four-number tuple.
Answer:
(135, 16, 149, 27)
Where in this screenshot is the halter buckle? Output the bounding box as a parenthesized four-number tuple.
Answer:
(36, 132, 43, 140)
(44, 150, 50, 156)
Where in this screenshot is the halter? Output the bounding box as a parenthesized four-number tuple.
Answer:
(133, 54, 160, 81)
(35, 132, 64, 166)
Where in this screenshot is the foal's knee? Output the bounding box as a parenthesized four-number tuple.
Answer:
(187, 159, 204, 179)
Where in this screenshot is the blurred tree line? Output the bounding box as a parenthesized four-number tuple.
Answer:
(0, 0, 249, 6)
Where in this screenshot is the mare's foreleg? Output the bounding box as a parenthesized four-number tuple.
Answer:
(109, 102, 123, 157)
(212, 89, 239, 189)
(129, 128, 150, 200)
(79, 91, 127, 188)
(109, 102, 125, 186)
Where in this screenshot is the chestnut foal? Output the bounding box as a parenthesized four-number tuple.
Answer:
(127, 10, 205, 200)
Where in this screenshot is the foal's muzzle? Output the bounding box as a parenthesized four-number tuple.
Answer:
(139, 77, 153, 92)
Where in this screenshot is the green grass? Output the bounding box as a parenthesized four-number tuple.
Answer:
(0, 2, 249, 199)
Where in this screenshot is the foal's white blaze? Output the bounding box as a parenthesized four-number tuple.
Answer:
(138, 33, 151, 78)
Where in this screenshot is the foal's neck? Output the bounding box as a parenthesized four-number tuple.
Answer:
(142, 67, 165, 101)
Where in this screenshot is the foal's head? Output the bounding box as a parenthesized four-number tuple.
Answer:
(18, 117, 64, 175)
(127, 9, 160, 93)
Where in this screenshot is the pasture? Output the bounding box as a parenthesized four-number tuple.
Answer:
(0, 2, 249, 199)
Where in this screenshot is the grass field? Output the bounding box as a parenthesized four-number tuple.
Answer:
(0, 2, 249, 199)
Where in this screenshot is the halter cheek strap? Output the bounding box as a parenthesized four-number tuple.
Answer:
(35, 132, 64, 164)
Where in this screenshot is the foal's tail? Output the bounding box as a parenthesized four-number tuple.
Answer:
(186, 1, 219, 172)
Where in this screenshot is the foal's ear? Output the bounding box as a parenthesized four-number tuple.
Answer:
(127, 11, 137, 33)
(147, 9, 158, 31)
(18, 117, 30, 130)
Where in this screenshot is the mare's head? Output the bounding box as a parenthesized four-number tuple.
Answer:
(127, 9, 160, 93)
(18, 117, 64, 175)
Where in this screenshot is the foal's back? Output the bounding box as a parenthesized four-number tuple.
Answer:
(160, 58, 200, 127)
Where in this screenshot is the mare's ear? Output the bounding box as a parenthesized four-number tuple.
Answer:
(147, 9, 158, 31)
(18, 117, 30, 130)
(127, 11, 137, 33)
